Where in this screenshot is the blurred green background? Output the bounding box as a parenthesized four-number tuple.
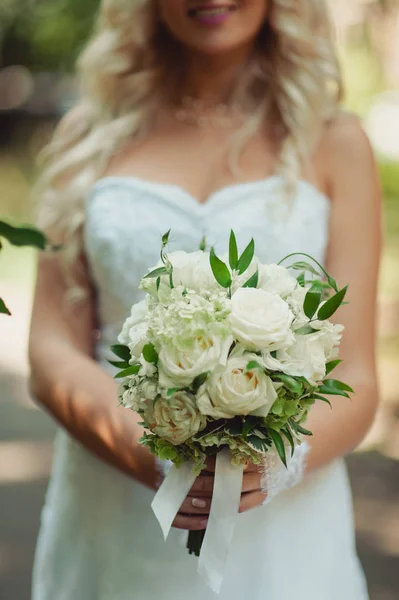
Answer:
(0, 1, 399, 599)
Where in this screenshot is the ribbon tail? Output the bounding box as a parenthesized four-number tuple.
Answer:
(151, 462, 197, 540)
(198, 449, 244, 594)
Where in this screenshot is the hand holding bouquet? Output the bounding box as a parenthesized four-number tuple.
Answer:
(111, 231, 352, 592)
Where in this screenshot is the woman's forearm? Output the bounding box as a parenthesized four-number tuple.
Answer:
(30, 337, 157, 488)
(304, 377, 379, 473)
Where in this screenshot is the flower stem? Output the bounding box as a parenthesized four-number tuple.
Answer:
(187, 529, 206, 557)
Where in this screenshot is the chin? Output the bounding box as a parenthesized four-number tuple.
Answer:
(159, 1, 267, 59)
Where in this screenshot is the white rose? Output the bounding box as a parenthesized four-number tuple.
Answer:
(169, 251, 218, 292)
(258, 264, 297, 298)
(197, 354, 278, 419)
(128, 322, 149, 360)
(145, 391, 206, 445)
(229, 288, 294, 351)
(158, 334, 233, 388)
(118, 300, 148, 358)
(263, 322, 344, 384)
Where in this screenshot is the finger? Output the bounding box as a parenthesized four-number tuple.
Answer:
(242, 472, 262, 493)
(172, 514, 208, 531)
(189, 475, 215, 496)
(179, 496, 211, 515)
(239, 491, 267, 513)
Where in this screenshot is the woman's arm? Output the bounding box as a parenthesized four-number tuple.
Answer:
(305, 113, 382, 472)
(29, 251, 160, 490)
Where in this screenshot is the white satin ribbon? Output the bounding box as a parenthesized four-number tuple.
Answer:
(151, 449, 244, 594)
(151, 460, 197, 539)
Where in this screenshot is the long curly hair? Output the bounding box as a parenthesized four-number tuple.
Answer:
(34, 0, 342, 257)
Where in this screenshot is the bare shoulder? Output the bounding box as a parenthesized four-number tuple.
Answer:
(317, 111, 379, 197)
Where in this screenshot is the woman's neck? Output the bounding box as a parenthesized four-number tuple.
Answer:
(180, 45, 255, 106)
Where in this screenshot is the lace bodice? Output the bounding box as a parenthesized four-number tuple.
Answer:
(84, 175, 330, 365)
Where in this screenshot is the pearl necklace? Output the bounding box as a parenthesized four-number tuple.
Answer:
(174, 96, 245, 129)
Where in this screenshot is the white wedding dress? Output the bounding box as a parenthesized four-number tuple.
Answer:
(32, 175, 369, 600)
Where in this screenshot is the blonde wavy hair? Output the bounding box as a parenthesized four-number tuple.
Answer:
(34, 0, 342, 258)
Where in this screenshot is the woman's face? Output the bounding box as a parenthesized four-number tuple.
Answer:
(157, 1, 269, 57)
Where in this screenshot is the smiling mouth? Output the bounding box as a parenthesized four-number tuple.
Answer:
(188, 3, 238, 18)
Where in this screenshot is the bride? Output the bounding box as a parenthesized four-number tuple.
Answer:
(29, 1, 381, 598)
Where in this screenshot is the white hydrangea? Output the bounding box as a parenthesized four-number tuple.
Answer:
(147, 287, 231, 350)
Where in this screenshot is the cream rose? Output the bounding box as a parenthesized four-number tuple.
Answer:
(197, 354, 278, 419)
(258, 264, 297, 298)
(229, 288, 294, 351)
(158, 334, 233, 388)
(145, 392, 206, 445)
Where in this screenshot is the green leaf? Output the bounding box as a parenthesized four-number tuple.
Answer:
(317, 286, 348, 321)
(312, 394, 332, 409)
(110, 344, 131, 362)
(304, 290, 322, 319)
(295, 325, 319, 335)
(142, 343, 158, 364)
(210, 248, 232, 289)
(325, 359, 342, 376)
(229, 230, 238, 270)
(115, 364, 141, 378)
(281, 427, 295, 456)
(269, 429, 287, 467)
(0, 220, 48, 250)
(143, 266, 169, 279)
(245, 360, 264, 372)
(162, 229, 171, 246)
(274, 374, 303, 395)
(320, 378, 354, 393)
(226, 421, 244, 436)
(156, 277, 161, 291)
(297, 273, 306, 287)
(107, 359, 130, 369)
(167, 388, 181, 397)
(288, 261, 320, 277)
(309, 280, 331, 293)
(236, 238, 255, 275)
(242, 417, 259, 440)
(192, 372, 210, 391)
(243, 270, 259, 289)
(0, 297, 11, 316)
(247, 435, 270, 452)
(317, 386, 350, 398)
(326, 275, 339, 293)
(199, 236, 207, 252)
(290, 421, 313, 436)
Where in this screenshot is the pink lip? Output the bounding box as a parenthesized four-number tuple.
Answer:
(189, 4, 235, 27)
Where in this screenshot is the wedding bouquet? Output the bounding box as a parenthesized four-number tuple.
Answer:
(110, 230, 351, 592)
